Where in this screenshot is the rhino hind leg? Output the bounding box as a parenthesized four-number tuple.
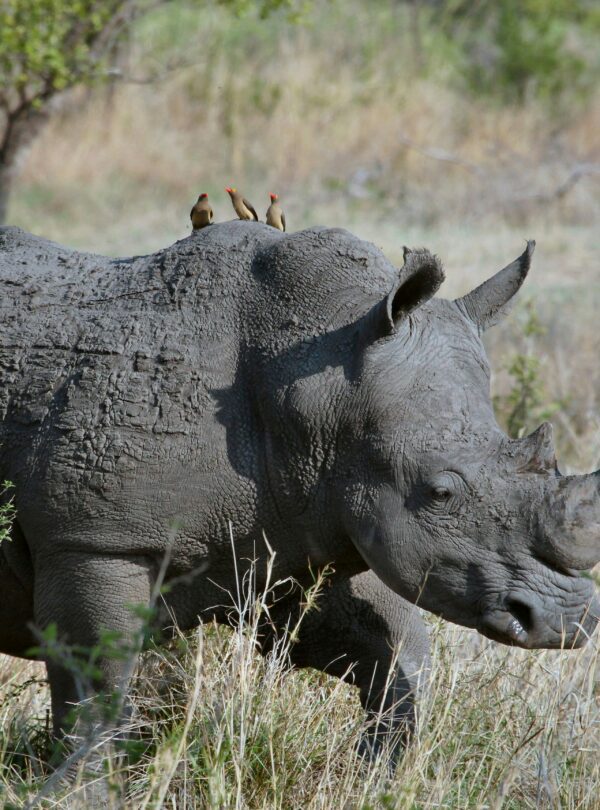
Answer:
(267, 570, 430, 764)
(33, 550, 153, 738)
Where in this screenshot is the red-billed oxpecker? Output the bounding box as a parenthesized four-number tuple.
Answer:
(266, 192, 286, 231)
(190, 193, 213, 230)
(225, 187, 258, 221)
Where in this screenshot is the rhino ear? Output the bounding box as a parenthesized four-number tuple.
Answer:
(368, 248, 445, 339)
(455, 241, 535, 331)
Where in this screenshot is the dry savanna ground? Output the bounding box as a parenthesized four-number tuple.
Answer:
(1, 2, 599, 806)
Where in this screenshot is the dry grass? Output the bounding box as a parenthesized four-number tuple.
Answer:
(1, 584, 599, 809)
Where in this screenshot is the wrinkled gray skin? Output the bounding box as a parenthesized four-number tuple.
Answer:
(0, 222, 598, 759)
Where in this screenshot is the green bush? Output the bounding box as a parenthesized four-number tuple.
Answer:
(437, 0, 600, 103)
(494, 301, 565, 439)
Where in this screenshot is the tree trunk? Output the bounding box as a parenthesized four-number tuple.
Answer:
(0, 102, 52, 226)
(0, 165, 11, 226)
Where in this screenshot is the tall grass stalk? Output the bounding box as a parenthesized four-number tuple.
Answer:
(0, 551, 598, 807)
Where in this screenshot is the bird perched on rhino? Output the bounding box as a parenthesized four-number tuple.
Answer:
(266, 192, 285, 231)
(190, 193, 213, 230)
(225, 186, 258, 221)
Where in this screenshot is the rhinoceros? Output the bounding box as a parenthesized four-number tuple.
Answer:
(0, 222, 598, 756)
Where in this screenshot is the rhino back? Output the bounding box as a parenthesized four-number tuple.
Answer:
(1, 227, 237, 431)
(0, 225, 282, 533)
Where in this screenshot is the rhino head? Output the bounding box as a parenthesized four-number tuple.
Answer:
(253, 231, 598, 649)
(334, 241, 598, 648)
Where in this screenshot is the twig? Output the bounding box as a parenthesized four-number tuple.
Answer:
(508, 163, 600, 205)
(396, 132, 486, 176)
(103, 54, 205, 85)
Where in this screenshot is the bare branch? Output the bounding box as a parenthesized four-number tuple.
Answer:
(553, 163, 600, 199)
(103, 55, 205, 85)
(397, 132, 486, 176)
(507, 163, 600, 206)
(89, 0, 145, 61)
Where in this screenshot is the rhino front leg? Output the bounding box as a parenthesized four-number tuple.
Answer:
(284, 570, 430, 762)
(0, 523, 36, 657)
(33, 551, 153, 739)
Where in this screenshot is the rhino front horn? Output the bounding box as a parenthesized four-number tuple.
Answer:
(537, 470, 600, 571)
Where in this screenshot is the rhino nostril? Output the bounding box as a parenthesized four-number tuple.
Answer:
(506, 598, 535, 633)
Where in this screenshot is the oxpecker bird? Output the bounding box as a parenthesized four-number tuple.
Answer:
(190, 193, 213, 230)
(266, 192, 286, 231)
(225, 187, 258, 221)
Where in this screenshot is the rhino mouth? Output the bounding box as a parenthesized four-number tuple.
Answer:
(479, 600, 532, 647)
(479, 592, 599, 649)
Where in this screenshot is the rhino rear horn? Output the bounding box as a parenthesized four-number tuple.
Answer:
(515, 422, 557, 474)
(366, 248, 445, 341)
(455, 241, 535, 331)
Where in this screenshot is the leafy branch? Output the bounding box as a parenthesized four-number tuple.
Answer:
(0, 0, 308, 223)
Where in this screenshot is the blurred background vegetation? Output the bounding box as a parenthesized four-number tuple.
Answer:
(1, 0, 599, 467)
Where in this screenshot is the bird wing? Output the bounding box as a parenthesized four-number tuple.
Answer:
(190, 206, 196, 220)
(244, 198, 259, 221)
(209, 206, 214, 222)
(281, 210, 286, 232)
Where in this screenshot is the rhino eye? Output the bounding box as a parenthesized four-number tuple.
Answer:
(425, 471, 466, 510)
